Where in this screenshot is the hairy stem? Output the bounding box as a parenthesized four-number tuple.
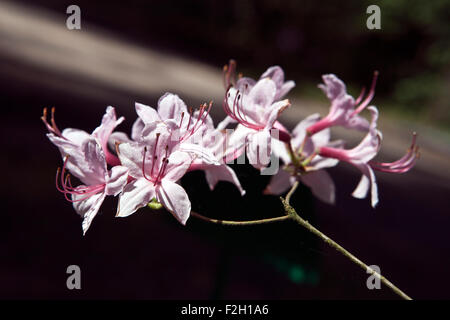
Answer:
(281, 181, 412, 300)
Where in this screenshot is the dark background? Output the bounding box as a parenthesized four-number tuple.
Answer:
(1, 0, 449, 299)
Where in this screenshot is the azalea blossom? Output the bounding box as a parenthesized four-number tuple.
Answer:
(306, 72, 378, 135)
(116, 121, 194, 224)
(55, 137, 129, 234)
(188, 112, 246, 196)
(42, 106, 124, 166)
(223, 60, 295, 100)
(130, 93, 220, 166)
(223, 77, 291, 169)
(265, 113, 342, 204)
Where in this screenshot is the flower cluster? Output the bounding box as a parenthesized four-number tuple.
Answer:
(43, 60, 419, 234)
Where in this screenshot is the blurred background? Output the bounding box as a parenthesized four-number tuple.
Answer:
(1, 0, 449, 299)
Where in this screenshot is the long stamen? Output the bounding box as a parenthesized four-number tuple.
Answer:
(154, 145, 169, 184)
(142, 147, 153, 182)
(369, 133, 419, 173)
(150, 133, 160, 177)
(55, 168, 66, 193)
(55, 158, 104, 201)
(50, 108, 63, 136)
(352, 71, 379, 116)
(179, 112, 185, 128)
(354, 87, 366, 105)
(41, 107, 64, 138)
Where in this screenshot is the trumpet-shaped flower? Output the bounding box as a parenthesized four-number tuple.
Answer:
(318, 106, 382, 207)
(223, 60, 295, 100)
(55, 137, 129, 234)
(223, 78, 291, 169)
(306, 73, 378, 135)
(43, 106, 124, 166)
(188, 113, 246, 196)
(116, 122, 194, 224)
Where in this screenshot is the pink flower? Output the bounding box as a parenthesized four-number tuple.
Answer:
(316, 106, 418, 207)
(223, 78, 291, 169)
(55, 137, 129, 234)
(318, 106, 381, 207)
(265, 114, 343, 204)
(223, 60, 295, 100)
(306, 73, 378, 135)
(188, 113, 246, 196)
(116, 122, 194, 224)
(131, 93, 220, 166)
(43, 106, 124, 166)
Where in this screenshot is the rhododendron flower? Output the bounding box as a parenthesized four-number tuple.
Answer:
(55, 137, 129, 234)
(116, 122, 194, 224)
(306, 73, 378, 135)
(223, 78, 291, 169)
(318, 106, 382, 207)
(223, 60, 295, 100)
(131, 94, 220, 166)
(188, 113, 246, 196)
(265, 113, 343, 204)
(43, 106, 124, 166)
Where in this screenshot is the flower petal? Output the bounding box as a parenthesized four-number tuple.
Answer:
(246, 78, 277, 110)
(300, 170, 336, 204)
(157, 179, 191, 225)
(247, 130, 272, 169)
(135, 102, 161, 124)
(116, 178, 155, 217)
(92, 106, 124, 149)
(163, 151, 193, 182)
(117, 142, 145, 179)
(177, 143, 219, 166)
(61, 128, 90, 146)
(204, 164, 246, 196)
(157, 92, 188, 122)
(72, 191, 106, 235)
(263, 168, 294, 195)
(264, 99, 290, 129)
(352, 163, 379, 208)
(131, 118, 145, 141)
(107, 131, 131, 152)
(319, 74, 346, 100)
(105, 165, 129, 196)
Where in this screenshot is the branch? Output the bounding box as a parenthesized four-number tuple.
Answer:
(190, 211, 290, 226)
(281, 183, 412, 300)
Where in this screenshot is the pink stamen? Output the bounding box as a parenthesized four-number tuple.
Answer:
(150, 133, 160, 177)
(352, 71, 378, 116)
(154, 146, 169, 185)
(55, 156, 105, 202)
(354, 87, 366, 105)
(142, 147, 153, 182)
(370, 133, 419, 173)
(41, 107, 65, 138)
(222, 87, 263, 131)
